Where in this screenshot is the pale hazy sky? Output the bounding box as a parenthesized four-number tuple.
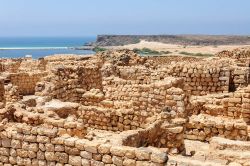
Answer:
(0, 0, 250, 37)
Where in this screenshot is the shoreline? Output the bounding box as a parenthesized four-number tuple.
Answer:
(0, 47, 95, 59)
(0, 47, 71, 50)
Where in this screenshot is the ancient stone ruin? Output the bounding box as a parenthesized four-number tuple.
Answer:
(0, 48, 249, 166)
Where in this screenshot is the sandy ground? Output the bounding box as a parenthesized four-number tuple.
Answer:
(110, 40, 250, 56)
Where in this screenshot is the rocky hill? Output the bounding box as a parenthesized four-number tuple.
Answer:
(91, 35, 250, 46)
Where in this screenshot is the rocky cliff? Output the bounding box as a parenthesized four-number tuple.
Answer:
(92, 35, 250, 46)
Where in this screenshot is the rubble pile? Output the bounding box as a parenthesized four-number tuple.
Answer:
(217, 47, 250, 59)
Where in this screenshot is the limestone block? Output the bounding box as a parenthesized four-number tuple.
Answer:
(123, 158, 136, 166)
(11, 140, 22, 149)
(16, 149, 29, 158)
(84, 142, 99, 153)
(45, 143, 55, 152)
(65, 146, 80, 155)
(91, 160, 105, 166)
(135, 148, 151, 160)
(0, 148, 9, 156)
(102, 154, 112, 164)
(75, 139, 86, 150)
(80, 151, 92, 160)
(55, 145, 65, 152)
(82, 159, 90, 166)
(37, 136, 50, 143)
(110, 146, 126, 157)
(123, 147, 136, 159)
(55, 152, 68, 164)
(64, 137, 78, 147)
(93, 153, 102, 161)
(112, 156, 123, 166)
(45, 152, 57, 161)
(69, 155, 82, 166)
(98, 144, 111, 154)
(1, 138, 11, 147)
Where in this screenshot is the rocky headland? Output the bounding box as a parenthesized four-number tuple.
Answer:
(91, 35, 250, 46)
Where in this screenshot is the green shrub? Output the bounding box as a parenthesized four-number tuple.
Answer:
(93, 47, 107, 52)
(160, 51, 172, 54)
(133, 48, 141, 54)
(133, 48, 161, 55)
(180, 51, 194, 56)
(195, 53, 213, 57)
(180, 51, 213, 57)
(133, 39, 141, 44)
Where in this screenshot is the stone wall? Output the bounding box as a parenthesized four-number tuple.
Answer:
(52, 66, 103, 103)
(145, 55, 202, 66)
(231, 66, 250, 90)
(122, 112, 185, 154)
(217, 48, 250, 90)
(0, 60, 21, 73)
(185, 86, 250, 141)
(76, 77, 186, 132)
(153, 60, 231, 96)
(185, 114, 248, 141)
(79, 105, 142, 131)
(0, 124, 168, 166)
(188, 85, 250, 121)
(1, 94, 186, 152)
(18, 59, 47, 72)
(0, 79, 4, 104)
(4, 84, 20, 104)
(103, 77, 186, 118)
(48, 62, 187, 127)
(216, 47, 250, 59)
(9, 72, 47, 95)
(115, 66, 152, 83)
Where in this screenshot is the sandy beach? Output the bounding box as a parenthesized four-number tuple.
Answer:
(111, 40, 250, 55)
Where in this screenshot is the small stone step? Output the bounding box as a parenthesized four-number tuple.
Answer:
(185, 114, 248, 141)
(207, 149, 250, 165)
(210, 137, 250, 151)
(167, 155, 228, 166)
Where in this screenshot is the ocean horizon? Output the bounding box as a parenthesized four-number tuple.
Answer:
(0, 36, 96, 59)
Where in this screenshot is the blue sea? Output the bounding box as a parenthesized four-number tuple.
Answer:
(0, 37, 96, 59)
